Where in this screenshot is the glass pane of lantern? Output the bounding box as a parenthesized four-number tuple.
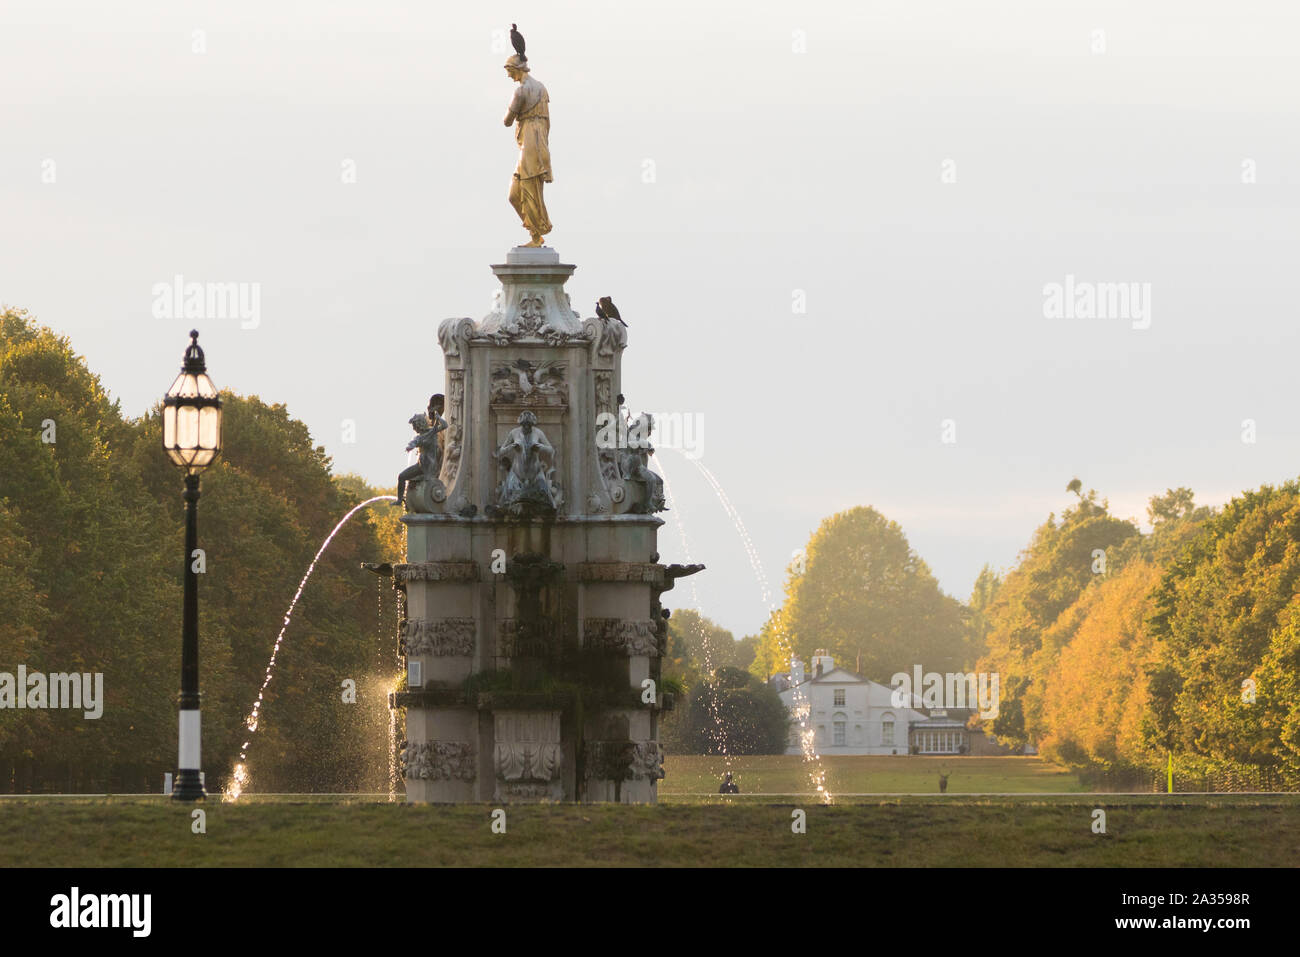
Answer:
(163, 405, 176, 447)
(191, 448, 216, 469)
(178, 406, 199, 448)
(195, 373, 218, 399)
(199, 406, 219, 450)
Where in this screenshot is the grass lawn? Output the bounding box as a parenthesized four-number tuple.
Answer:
(3, 757, 1292, 867)
(1, 793, 1297, 867)
(660, 754, 1087, 796)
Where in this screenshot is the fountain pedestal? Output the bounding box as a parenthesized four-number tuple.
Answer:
(392, 247, 700, 803)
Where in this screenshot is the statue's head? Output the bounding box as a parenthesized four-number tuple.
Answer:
(428, 393, 445, 415)
(409, 412, 430, 432)
(517, 410, 537, 434)
(504, 55, 529, 80)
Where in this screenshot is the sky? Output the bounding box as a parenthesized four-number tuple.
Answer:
(3, 1, 1299, 638)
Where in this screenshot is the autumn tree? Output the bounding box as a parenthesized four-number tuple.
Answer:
(976, 484, 1139, 749)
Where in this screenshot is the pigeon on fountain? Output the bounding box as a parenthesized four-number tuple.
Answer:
(596, 296, 626, 326)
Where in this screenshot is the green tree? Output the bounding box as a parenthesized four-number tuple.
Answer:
(669, 667, 790, 755)
(775, 507, 967, 685)
(1145, 481, 1300, 772)
(663, 609, 743, 690)
(966, 563, 1002, 662)
(0, 307, 403, 792)
(1147, 487, 1196, 525)
(1, 308, 179, 789)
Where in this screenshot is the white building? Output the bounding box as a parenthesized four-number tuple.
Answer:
(775, 651, 928, 756)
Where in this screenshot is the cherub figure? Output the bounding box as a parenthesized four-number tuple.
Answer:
(395, 394, 448, 508)
(618, 412, 666, 513)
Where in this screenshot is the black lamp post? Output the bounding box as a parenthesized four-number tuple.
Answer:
(162, 330, 222, 801)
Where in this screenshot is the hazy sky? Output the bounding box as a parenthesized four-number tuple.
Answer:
(3, 1, 1299, 638)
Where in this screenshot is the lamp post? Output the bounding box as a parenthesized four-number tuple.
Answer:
(162, 330, 223, 801)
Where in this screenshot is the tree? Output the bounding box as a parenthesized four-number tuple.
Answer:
(663, 609, 743, 690)
(1147, 487, 1196, 525)
(1145, 482, 1300, 771)
(747, 607, 790, 682)
(667, 668, 790, 755)
(976, 483, 1139, 749)
(774, 507, 967, 685)
(966, 563, 1002, 662)
(0, 307, 403, 792)
(1, 308, 180, 789)
(1036, 560, 1164, 769)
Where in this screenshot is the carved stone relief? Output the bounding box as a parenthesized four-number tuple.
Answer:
(583, 618, 660, 656)
(401, 740, 476, 781)
(393, 562, 479, 584)
(490, 359, 567, 406)
(493, 711, 562, 783)
(401, 617, 476, 656)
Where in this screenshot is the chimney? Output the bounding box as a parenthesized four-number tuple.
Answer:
(812, 648, 833, 677)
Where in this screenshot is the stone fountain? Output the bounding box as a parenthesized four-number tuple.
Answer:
(387, 246, 702, 803)
(384, 32, 702, 803)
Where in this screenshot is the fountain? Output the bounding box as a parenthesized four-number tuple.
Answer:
(223, 494, 396, 801)
(378, 244, 704, 805)
(671, 450, 833, 801)
(364, 31, 711, 805)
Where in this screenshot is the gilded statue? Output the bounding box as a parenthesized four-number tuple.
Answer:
(503, 26, 552, 247)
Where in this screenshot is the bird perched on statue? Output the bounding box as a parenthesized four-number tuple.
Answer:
(510, 23, 526, 60)
(596, 296, 626, 326)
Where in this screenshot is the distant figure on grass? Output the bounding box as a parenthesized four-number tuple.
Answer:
(719, 772, 739, 794)
(938, 771, 950, 794)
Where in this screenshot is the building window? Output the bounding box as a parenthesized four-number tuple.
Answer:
(833, 689, 845, 706)
(833, 721, 846, 746)
(882, 719, 894, 746)
(917, 730, 964, 754)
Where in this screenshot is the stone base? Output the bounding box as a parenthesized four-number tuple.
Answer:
(405, 777, 476, 803)
(582, 777, 657, 804)
(493, 779, 564, 803)
(506, 245, 560, 265)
